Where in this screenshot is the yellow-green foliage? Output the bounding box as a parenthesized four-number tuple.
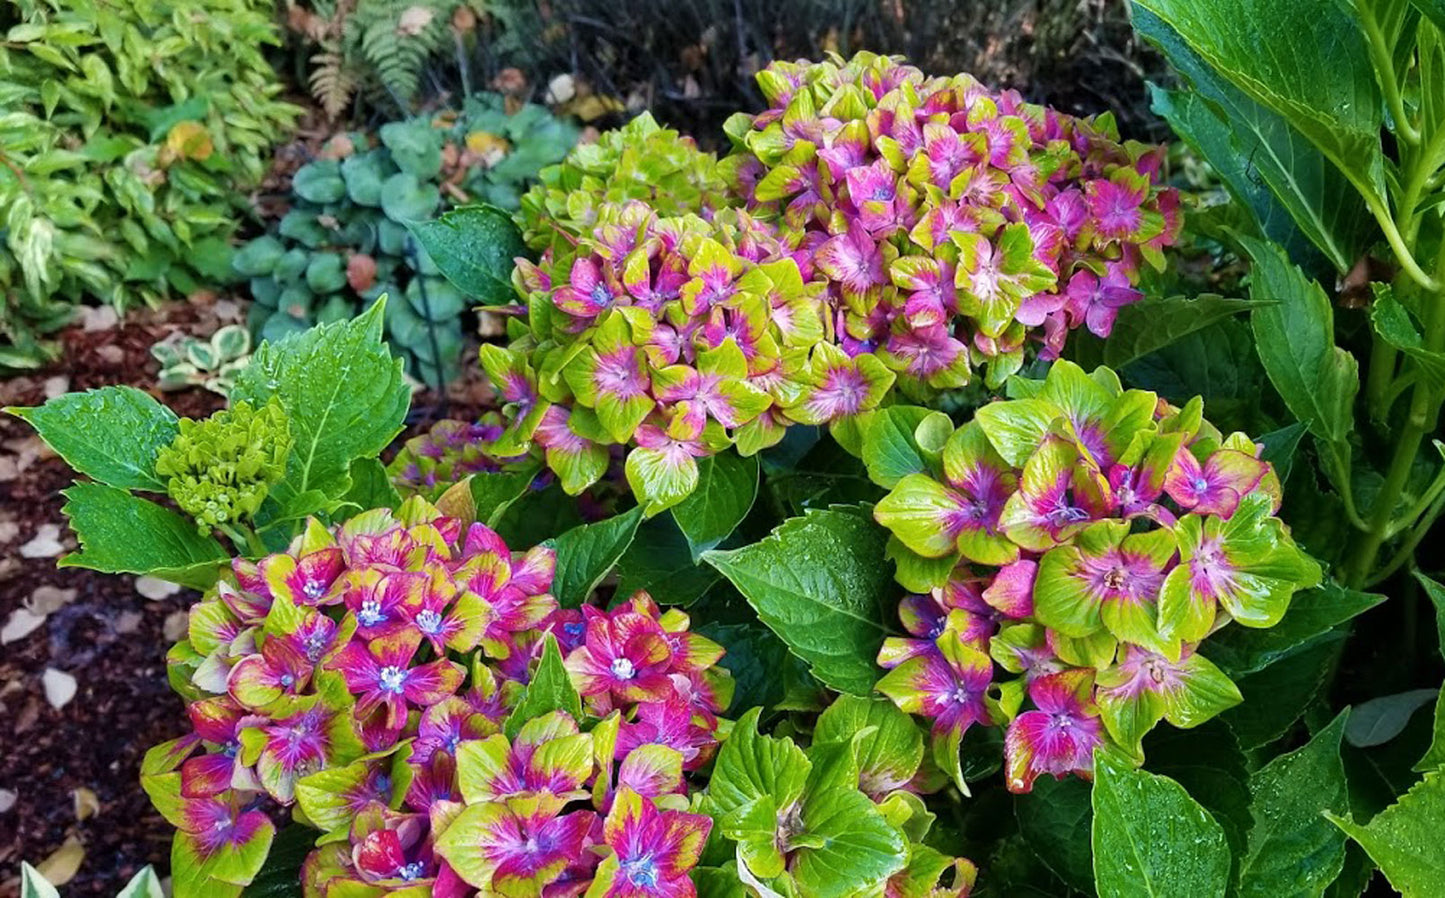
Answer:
(156, 397, 292, 534)
(0, 0, 300, 368)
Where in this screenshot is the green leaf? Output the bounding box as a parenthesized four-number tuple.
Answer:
(1236, 712, 1349, 898)
(1346, 689, 1440, 748)
(1223, 635, 1341, 749)
(550, 506, 644, 608)
(1418, 571, 1445, 661)
(1132, 0, 1386, 205)
(470, 468, 540, 527)
(291, 160, 346, 204)
(705, 708, 812, 818)
(379, 172, 439, 223)
(813, 694, 925, 792)
(59, 482, 228, 589)
(19, 863, 60, 898)
(239, 824, 313, 898)
(232, 299, 409, 510)
(1327, 771, 1445, 897)
(1370, 286, 1445, 391)
(404, 205, 525, 305)
(1242, 235, 1358, 447)
(790, 772, 908, 897)
(1101, 294, 1263, 369)
(1015, 775, 1095, 892)
(338, 457, 400, 517)
(1144, 722, 1254, 871)
(1202, 582, 1384, 676)
(1091, 753, 1231, 898)
(1416, 687, 1445, 773)
(503, 633, 582, 739)
(7, 386, 178, 492)
(1136, 11, 1372, 273)
(1414, 0, 1445, 31)
(618, 514, 721, 607)
(857, 406, 948, 488)
(1257, 421, 1309, 483)
(115, 867, 165, 898)
(671, 452, 759, 560)
(704, 508, 896, 695)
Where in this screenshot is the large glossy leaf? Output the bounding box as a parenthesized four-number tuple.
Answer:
(231, 299, 409, 510)
(1236, 713, 1349, 898)
(1100, 294, 1262, 370)
(704, 508, 896, 695)
(671, 452, 759, 560)
(1223, 636, 1341, 749)
(617, 515, 720, 607)
(1242, 236, 1359, 448)
(1327, 771, 1445, 896)
(1015, 775, 1095, 891)
(404, 205, 526, 305)
(59, 482, 228, 589)
(1133, 0, 1386, 204)
(1136, 8, 1373, 273)
(1092, 753, 1231, 897)
(550, 506, 644, 608)
(7, 385, 178, 492)
(1203, 582, 1384, 676)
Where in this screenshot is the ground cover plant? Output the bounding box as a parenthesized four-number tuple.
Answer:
(0, 0, 299, 370)
(233, 92, 576, 387)
(8, 9, 1445, 898)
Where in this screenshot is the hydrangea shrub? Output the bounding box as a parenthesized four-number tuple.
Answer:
(16, 45, 1427, 898)
(416, 53, 1182, 515)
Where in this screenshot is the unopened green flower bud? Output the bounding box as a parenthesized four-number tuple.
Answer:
(156, 398, 293, 533)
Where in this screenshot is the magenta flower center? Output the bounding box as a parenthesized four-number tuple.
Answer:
(302, 580, 325, 600)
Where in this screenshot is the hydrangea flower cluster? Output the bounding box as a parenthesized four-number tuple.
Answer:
(867, 362, 1320, 793)
(141, 497, 732, 897)
(720, 52, 1182, 388)
(493, 198, 888, 512)
(156, 398, 292, 535)
(387, 413, 529, 499)
(515, 112, 731, 255)
(487, 53, 1180, 514)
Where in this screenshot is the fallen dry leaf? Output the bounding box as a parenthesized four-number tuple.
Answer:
(1, 607, 47, 644)
(35, 835, 85, 886)
(135, 576, 181, 601)
(73, 787, 100, 821)
(28, 585, 76, 615)
(163, 610, 189, 643)
(42, 668, 78, 711)
(20, 523, 65, 559)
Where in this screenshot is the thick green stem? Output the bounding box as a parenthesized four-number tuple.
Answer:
(1360, 0, 1421, 146)
(1365, 333, 1399, 413)
(1348, 274, 1445, 588)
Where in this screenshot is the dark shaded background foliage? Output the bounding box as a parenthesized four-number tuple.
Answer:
(417, 0, 1168, 141)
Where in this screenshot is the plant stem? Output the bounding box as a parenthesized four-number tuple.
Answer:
(1360, 1, 1421, 146)
(1365, 332, 1399, 412)
(1349, 262, 1445, 588)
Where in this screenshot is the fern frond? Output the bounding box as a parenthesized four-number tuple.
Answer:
(309, 49, 358, 119)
